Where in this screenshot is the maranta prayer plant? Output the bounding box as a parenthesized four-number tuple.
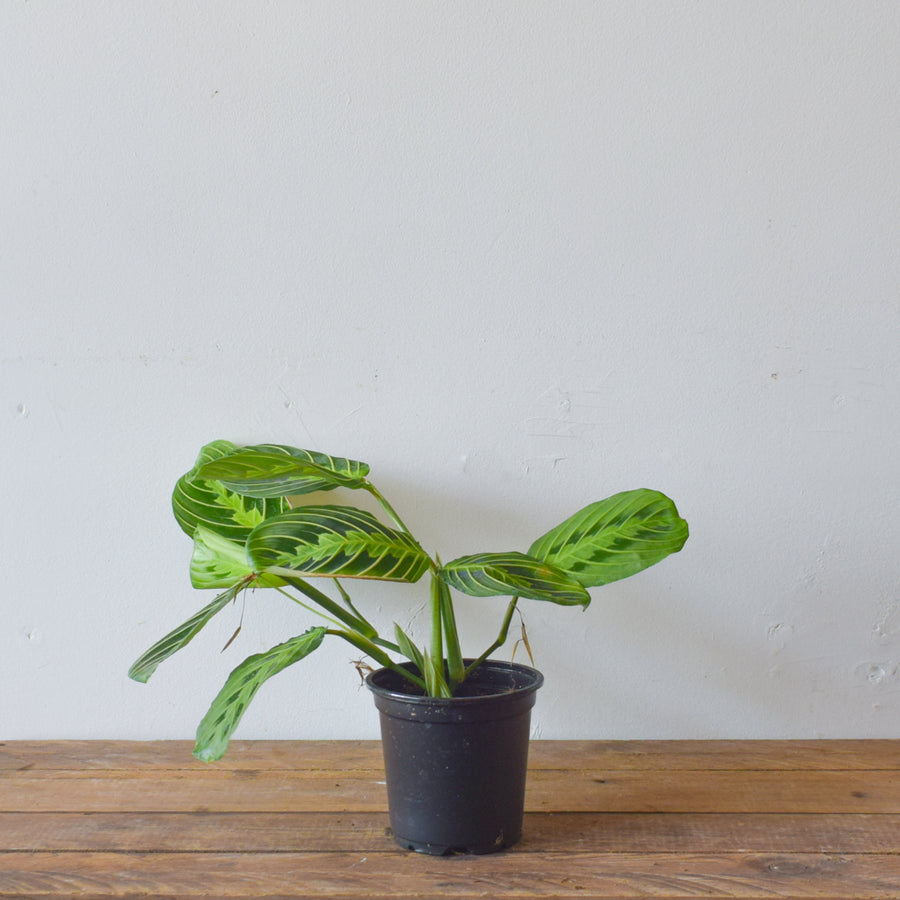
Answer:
(130, 441, 689, 761)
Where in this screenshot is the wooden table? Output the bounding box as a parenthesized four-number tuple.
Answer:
(1, 740, 898, 898)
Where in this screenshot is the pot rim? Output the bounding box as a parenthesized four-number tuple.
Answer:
(365, 658, 544, 706)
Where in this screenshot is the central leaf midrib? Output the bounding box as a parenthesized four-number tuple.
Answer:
(283, 531, 414, 565)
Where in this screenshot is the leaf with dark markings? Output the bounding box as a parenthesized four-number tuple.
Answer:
(528, 489, 689, 588)
(194, 444, 369, 498)
(247, 506, 431, 583)
(128, 579, 250, 683)
(172, 440, 289, 542)
(194, 627, 327, 762)
(439, 552, 591, 606)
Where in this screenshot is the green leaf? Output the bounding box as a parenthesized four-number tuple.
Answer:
(172, 441, 288, 542)
(422, 649, 452, 698)
(528, 489, 689, 588)
(188, 527, 254, 589)
(189, 526, 285, 590)
(128, 579, 250, 683)
(394, 622, 425, 674)
(193, 627, 327, 762)
(193, 444, 370, 498)
(247, 506, 431, 583)
(439, 552, 591, 607)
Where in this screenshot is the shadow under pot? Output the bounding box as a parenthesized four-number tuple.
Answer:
(366, 659, 544, 855)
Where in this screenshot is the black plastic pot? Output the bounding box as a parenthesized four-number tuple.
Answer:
(366, 659, 543, 855)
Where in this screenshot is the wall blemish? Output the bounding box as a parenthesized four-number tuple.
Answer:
(874, 599, 900, 640)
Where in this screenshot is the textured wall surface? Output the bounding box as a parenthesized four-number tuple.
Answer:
(3, 2, 898, 740)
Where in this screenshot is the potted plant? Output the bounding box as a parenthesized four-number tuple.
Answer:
(130, 440, 688, 854)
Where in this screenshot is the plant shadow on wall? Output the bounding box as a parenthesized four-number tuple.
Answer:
(129, 440, 688, 854)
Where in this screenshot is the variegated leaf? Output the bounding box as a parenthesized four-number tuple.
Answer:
(193, 627, 327, 762)
(528, 489, 689, 588)
(189, 526, 285, 590)
(247, 506, 431, 583)
(193, 444, 370, 498)
(172, 441, 288, 542)
(128, 578, 250, 684)
(439, 552, 591, 607)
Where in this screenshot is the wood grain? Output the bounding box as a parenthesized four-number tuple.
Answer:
(2, 851, 899, 899)
(3, 811, 900, 853)
(3, 767, 898, 814)
(3, 739, 898, 771)
(0, 740, 898, 899)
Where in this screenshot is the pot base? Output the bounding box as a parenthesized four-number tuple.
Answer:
(391, 829, 517, 856)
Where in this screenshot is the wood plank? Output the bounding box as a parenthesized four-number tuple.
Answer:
(3, 741, 898, 899)
(3, 768, 898, 814)
(3, 739, 898, 772)
(0, 769, 387, 813)
(529, 769, 900, 814)
(4, 811, 900, 854)
(1, 851, 899, 898)
(0, 741, 382, 772)
(530, 739, 900, 772)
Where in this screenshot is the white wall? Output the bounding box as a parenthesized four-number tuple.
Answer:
(3, 1, 898, 741)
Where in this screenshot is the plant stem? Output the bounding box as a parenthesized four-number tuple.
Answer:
(429, 570, 443, 668)
(364, 482, 416, 538)
(328, 629, 426, 690)
(334, 579, 376, 633)
(282, 577, 402, 655)
(416, 571, 453, 696)
(465, 596, 520, 677)
(360, 481, 456, 695)
(275, 585, 345, 629)
(362, 481, 443, 664)
(338, 586, 403, 654)
(282, 576, 377, 639)
(438, 577, 465, 689)
(369, 634, 403, 654)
